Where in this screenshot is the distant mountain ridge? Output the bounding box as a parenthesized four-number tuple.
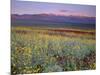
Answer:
(11, 14, 95, 29)
(11, 13, 95, 18)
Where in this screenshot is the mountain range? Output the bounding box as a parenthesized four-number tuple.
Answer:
(11, 14, 96, 29)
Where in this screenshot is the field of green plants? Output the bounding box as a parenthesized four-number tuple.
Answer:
(11, 26, 96, 74)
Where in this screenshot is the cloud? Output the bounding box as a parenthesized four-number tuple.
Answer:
(58, 9, 88, 16)
(59, 9, 75, 13)
(59, 10, 69, 12)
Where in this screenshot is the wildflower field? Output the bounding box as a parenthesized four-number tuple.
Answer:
(11, 26, 96, 74)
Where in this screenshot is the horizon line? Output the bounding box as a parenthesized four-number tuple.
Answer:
(11, 13, 96, 18)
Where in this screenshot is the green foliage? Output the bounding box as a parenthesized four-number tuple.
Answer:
(44, 64, 63, 72)
(11, 27, 96, 74)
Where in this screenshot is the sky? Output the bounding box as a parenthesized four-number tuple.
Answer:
(11, 0, 96, 17)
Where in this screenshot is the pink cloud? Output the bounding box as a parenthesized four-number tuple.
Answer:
(59, 10, 69, 12)
(57, 9, 89, 17)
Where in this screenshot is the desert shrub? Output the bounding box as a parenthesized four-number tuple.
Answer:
(11, 27, 96, 74)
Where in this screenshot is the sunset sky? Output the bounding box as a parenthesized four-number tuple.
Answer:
(11, 0, 96, 17)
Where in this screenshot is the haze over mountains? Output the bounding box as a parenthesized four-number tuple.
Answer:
(11, 14, 95, 29)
